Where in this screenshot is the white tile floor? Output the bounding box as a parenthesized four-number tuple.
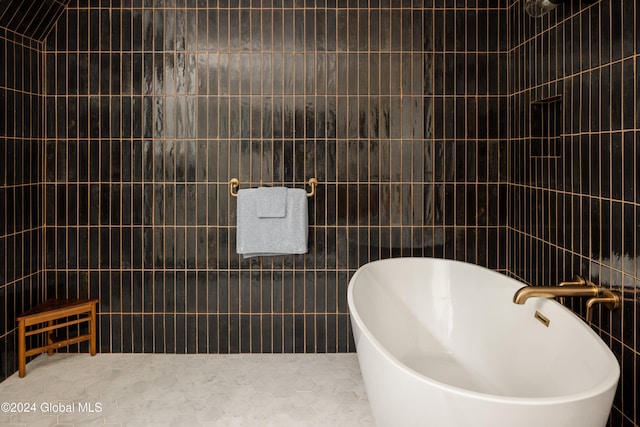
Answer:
(0, 353, 375, 427)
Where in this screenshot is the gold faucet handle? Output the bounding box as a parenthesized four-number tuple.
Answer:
(557, 276, 591, 305)
(558, 275, 590, 287)
(585, 290, 621, 324)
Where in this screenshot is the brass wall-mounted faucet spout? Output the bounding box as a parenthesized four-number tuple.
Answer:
(512, 283, 599, 305)
(512, 276, 621, 323)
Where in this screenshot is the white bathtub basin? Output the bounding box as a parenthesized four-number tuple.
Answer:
(348, 258, 619, 427)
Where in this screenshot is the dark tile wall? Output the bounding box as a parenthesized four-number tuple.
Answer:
(41, 1, 508, 355)
(509, 0, 640, 425)
(0, 0, 71, 42)
(0, 29, 42, 382)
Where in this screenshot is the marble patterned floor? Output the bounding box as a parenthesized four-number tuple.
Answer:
(0, 353, 375, 427)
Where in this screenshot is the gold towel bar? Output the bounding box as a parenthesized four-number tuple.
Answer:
(229, 178, 318, 198)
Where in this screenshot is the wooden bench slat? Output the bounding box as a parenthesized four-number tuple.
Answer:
(17, 299, 98, 320)
(19, 301, 99, 326)
(24, 334, 93, 358)
(24, 317, 90, 337)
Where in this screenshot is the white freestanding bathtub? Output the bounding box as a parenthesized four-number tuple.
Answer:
(347, 258, 619, 427)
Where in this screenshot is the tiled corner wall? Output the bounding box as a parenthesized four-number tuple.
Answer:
(509, 0, 639, 425)
(0, 0, 71, 42)
(0, 29, 43, 382)
(40, 0, 508, 355)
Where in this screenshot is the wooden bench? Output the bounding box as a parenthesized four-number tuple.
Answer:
(16, 299, 98, 378)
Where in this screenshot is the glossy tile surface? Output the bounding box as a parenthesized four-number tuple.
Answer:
(0, 353, 373, 426)
(0, 0, 69, 42)
(38, 2, 509, 362)
(0, 29, 43, 384)
(509, 0, 640, 425)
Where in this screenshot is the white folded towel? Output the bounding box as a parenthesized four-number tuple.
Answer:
(236, 187, 308, 258)
(256, 187, 287, 218)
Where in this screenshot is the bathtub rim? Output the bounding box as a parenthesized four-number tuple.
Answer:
(347, 257, 621, 406)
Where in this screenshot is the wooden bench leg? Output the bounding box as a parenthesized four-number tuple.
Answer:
(89, 303, 97, 356)
(18, 320, 26, 378)
(47, 320, 55, 356)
